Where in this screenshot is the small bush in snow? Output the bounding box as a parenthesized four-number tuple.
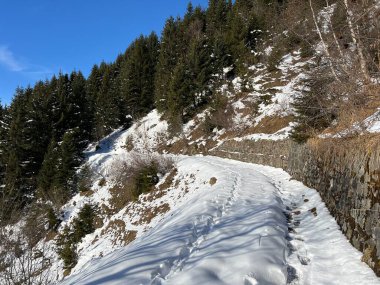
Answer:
(56, 204, 97, 269)
(46, 206, 60, 231)
(71, 204, 96, 243)
(108, 154, 175, 211)
(77, 164, 94, 193)
(56, 226, 78, 270)
(203, 94, 234, 133)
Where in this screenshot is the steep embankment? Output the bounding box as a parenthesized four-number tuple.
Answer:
(60, 156, 379, 285)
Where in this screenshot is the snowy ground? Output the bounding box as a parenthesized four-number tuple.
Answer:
(60, 156, 380, 285)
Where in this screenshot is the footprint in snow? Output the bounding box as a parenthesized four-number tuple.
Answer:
(150, 276, 165, 285)
(151, 260, 172, 280)
(244, 274, 259, 285)
(287, 265, 300, 285)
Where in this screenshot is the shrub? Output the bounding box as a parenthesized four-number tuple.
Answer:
(77, 164, 94, 193)
(267, 45, 284, 72)
(291, 70, 337, 143)
(56, 226, 77, 270)
(133, 163, 159, 197)
(72, 204, 96, 243)
(59, 242, 77, 270)
(56, 204, 97, 269)
(46, 206, 60, 231)
(98, 178, 106, 187)
(203, 93, 234, 133)
(108, 154, 175, 211)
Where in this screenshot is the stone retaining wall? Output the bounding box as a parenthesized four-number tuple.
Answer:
(210, 139, 290, 169)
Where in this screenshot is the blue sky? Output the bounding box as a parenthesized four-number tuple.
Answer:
(0, 0, 208, 105)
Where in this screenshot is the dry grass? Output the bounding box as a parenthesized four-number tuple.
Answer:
(243, 115, 293, 135)
(132, 203, 170, 226)
(108, 184, 135, 213)
(101, 219, 137, 246)
(158, 168, 178, 192)
(322, 89, 380, 137)
(79, 190, 94, 197)
(45, 231, 58, 242)
(308, 133, 380, 157)
(107, 154, 175, 213)
(160, 135, 217, 156)
(125, 135, 134, 151)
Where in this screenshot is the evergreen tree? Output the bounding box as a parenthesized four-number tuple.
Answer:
(155, 17, 182, 113)
(72, 204, 95, 243)
(0, 104, 10, 186)
(206, 0, 231, 37)
(53, 73, 72, 140)
(93, 63, 122, 138)
(3, 88, 36, 209)
(37, 139, 59, 200)
(120, 33, 159, 117)
(85, 65, 101, 138)
(69, 71, 93, 147)
(55, 129, 82, 194)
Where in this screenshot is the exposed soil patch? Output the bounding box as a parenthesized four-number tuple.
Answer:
(242, 115, 293, 135)
(132, 203, 170, 226)
(309, 207, 318, 217)
(80, 190, 94, 197)
(158, 168, 178, 192)
(209, 177, 217, 186)
(101, 219, 137, 246)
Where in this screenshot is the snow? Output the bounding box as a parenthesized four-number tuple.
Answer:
(264, 46, 273, 56)
(234, 123, 295, 142)
(232, 77, 243, 92)
(320, 108, 380, 138)
(246, 51, 310, 126)
(364, 109, 380, 133)
(60, 156, 380, 285)
(84, 110, 168, 176)
(318, 4, 337, 34)
(223, 66, 234, 74)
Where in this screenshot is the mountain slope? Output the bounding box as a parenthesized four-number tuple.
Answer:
(60, 156, 379, 285)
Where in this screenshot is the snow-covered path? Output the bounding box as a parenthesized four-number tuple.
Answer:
(61, 156, 380, 285)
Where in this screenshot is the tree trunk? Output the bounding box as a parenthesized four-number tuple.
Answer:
(342, 0, 370, 81)
(309, 0, 340, 81)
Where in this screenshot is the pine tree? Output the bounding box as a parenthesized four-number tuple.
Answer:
(155, 17, 182, 113)
(92, 63, 122, 138)
(3, 88, 36, 209)
(85, 65, 101, 138)
(206, 0, 231, 37)
(27, 81, 53, 173)
(72, 204, 95, 243)
(69, 71, 93, 147)
(120, 33, 159, 117)
(167, 59, 192, 126)
(37, 139, 59, 200)
(0, 104, 10, 187)
(54, 129, 82, 193)
(53, 73, 71, 140)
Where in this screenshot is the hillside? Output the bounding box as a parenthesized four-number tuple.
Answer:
(1, 0, 380, 284)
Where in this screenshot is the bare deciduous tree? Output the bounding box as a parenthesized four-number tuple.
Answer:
(309, 0, 340, 80)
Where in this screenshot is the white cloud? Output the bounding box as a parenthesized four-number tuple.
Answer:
(0, 45, 25, 72)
